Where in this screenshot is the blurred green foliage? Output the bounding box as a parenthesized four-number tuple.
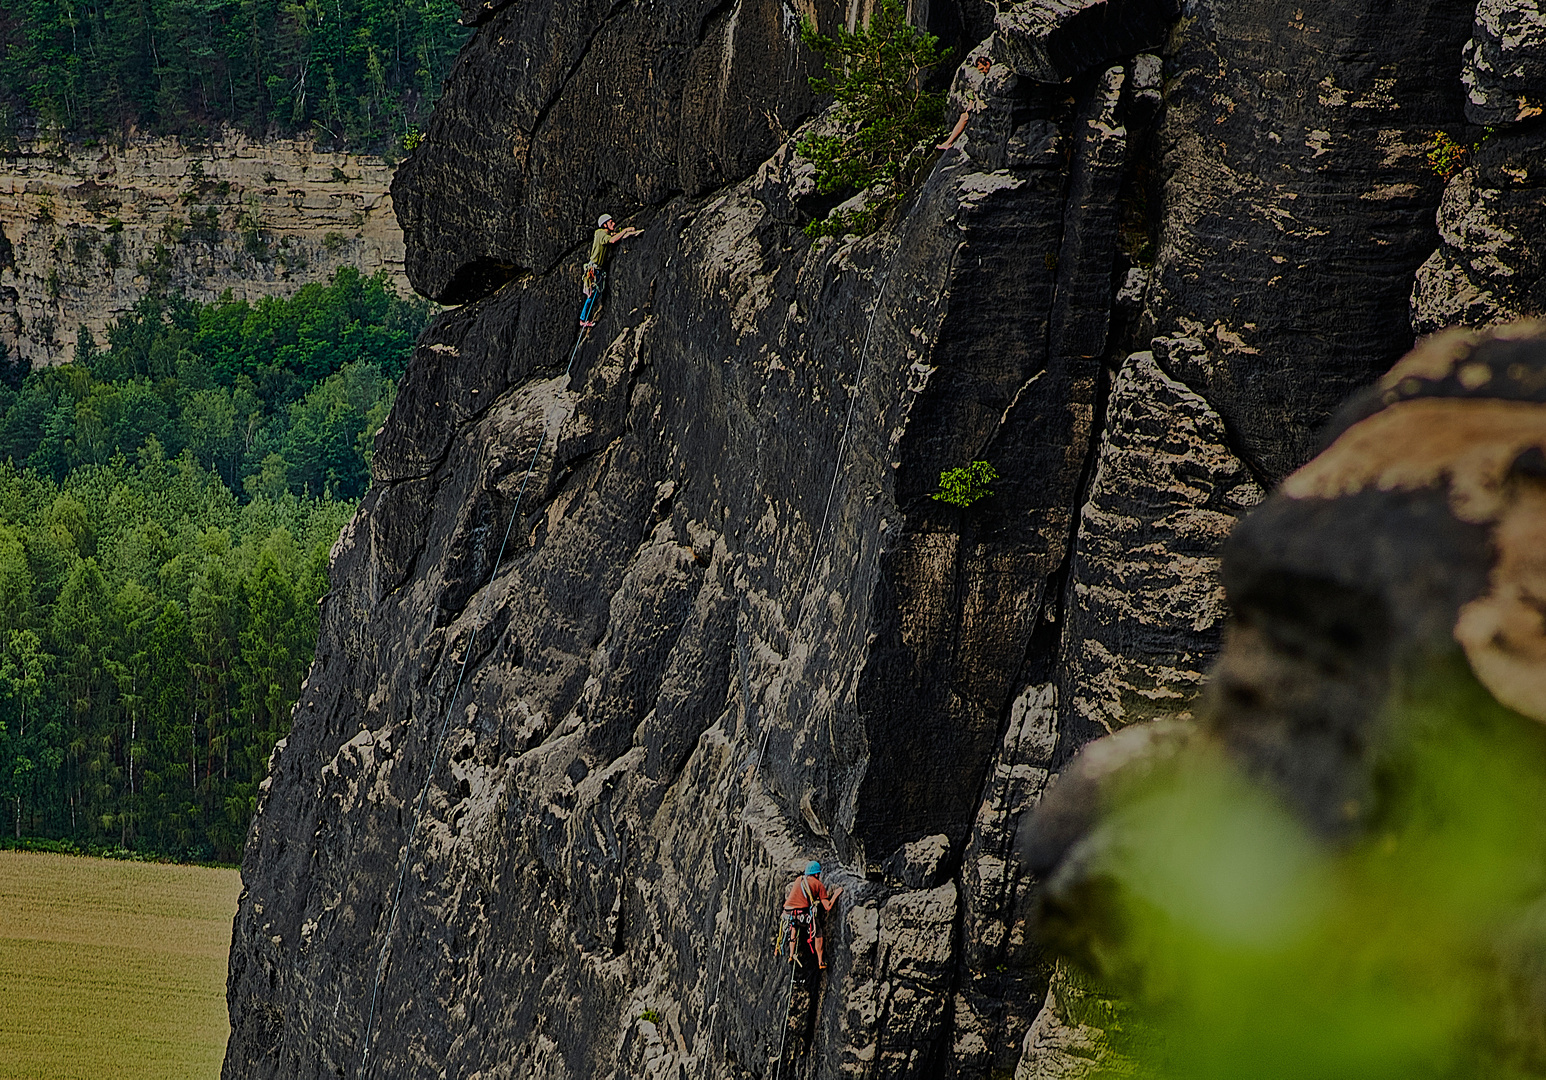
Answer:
(0, 0, 468, 147)
(1078, 663, 1546, 1078)
(0, 267, 427, 862)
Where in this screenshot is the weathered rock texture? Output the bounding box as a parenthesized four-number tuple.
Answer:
(0, 132, 408, 366)
(1140, 0, 1473, 482)
(1462, 0, 1546, 125)
(1017, 323, 1546, 1063)
(1413, 6, 1546, 334)
(220, 0, 1543, 1076)
(1013, 963, 1133, 1080)
(993, 0, 1180, 84)
(1055, 351, 1261, 744)
(391, 0, 991, 303)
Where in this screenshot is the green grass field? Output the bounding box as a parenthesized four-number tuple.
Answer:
(0, 850, 241, 1080)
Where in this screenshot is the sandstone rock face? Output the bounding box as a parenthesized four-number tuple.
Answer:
(1462, 0, 1546, 126)
(1056, 351, 1261, 745)
(1013, 963, 1130, 1080)
(1142, 0, 1473, 481)
(1413, 6, 1546, 336)
(221, 0, 1540, 1076)
(993, 0, 1180, 84)
(1411, 162, 1546, 333)
(0, 132, 408, 366)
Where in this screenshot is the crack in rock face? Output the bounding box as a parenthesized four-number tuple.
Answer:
(228, 35, 1154, 1074)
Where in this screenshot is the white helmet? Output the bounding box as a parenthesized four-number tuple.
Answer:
(597, 214, 615, 228)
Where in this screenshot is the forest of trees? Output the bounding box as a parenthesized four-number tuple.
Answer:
(0, 268, 428, 861)
(0, 0, 468, 146)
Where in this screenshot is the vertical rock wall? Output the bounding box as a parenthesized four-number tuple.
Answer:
(1413, 1, 1546, 332)
(221, 0, 1530, 1076)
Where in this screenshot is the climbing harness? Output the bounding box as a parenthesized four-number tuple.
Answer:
(356, 298, 600, 1078)
(579, 264, 606, 327)
(775, 876, 818, 960)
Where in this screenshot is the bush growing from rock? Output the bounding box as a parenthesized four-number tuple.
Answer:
(797, 0, 947, 238)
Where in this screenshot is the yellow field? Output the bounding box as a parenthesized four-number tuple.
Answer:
(0, 850, 241, 1080)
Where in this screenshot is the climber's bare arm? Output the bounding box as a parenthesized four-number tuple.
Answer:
(937, 111, 969, 150)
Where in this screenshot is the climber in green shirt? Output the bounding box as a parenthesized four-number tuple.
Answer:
(580, 214, 642, 327)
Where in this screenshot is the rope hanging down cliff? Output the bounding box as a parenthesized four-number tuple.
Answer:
(696, 229, 906, 1073)
(355, 228, 628, 1076)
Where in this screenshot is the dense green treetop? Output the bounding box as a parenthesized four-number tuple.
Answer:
(798, 0, 948, 237)
(0, 266, 422, 499)
(0, 0, 469, 146)
(0, 267, 428, 861)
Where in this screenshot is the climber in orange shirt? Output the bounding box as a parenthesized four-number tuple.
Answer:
(783, 861, 844, 969)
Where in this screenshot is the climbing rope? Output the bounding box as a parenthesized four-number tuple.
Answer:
(695, 232, 905, 1069)
(773, 958, 797, 1080)
(356, 315, 594, 1077)
(789, 239, 900, 622)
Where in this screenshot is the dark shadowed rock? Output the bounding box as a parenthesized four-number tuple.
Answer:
(949, 683, 1060, 1077)
(993, 0, 1181, 84)
(391, 0, 823, 301)
(1143, 0, 1473, 481)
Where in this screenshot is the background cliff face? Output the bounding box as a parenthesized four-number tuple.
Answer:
(224, 0, 1543, 1078)
(0, 133, 407, 366)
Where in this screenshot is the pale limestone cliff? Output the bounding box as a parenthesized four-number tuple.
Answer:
(0, 131, 410, 367)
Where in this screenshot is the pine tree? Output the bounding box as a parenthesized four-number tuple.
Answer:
(797, 0, 948, 237)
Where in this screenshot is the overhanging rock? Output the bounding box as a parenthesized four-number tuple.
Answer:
(992, 0, 1181, 83)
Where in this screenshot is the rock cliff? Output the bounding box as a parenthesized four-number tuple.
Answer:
(222, 0, 1543, 1077)
(0, 132, 408, 366)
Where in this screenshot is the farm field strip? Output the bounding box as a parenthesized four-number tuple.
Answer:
(0, 850, 241, 1080)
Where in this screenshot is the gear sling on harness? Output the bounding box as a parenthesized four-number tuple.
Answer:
(579, 264, 606, 325)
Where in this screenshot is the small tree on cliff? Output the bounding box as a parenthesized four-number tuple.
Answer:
(798, 0, 948, 237)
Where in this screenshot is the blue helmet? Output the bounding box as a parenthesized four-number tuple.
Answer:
(806, 861, 822, 876)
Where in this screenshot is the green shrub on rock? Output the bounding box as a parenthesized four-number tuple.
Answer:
(798, 0, 948, 238)
(933, 460, 998, 507)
